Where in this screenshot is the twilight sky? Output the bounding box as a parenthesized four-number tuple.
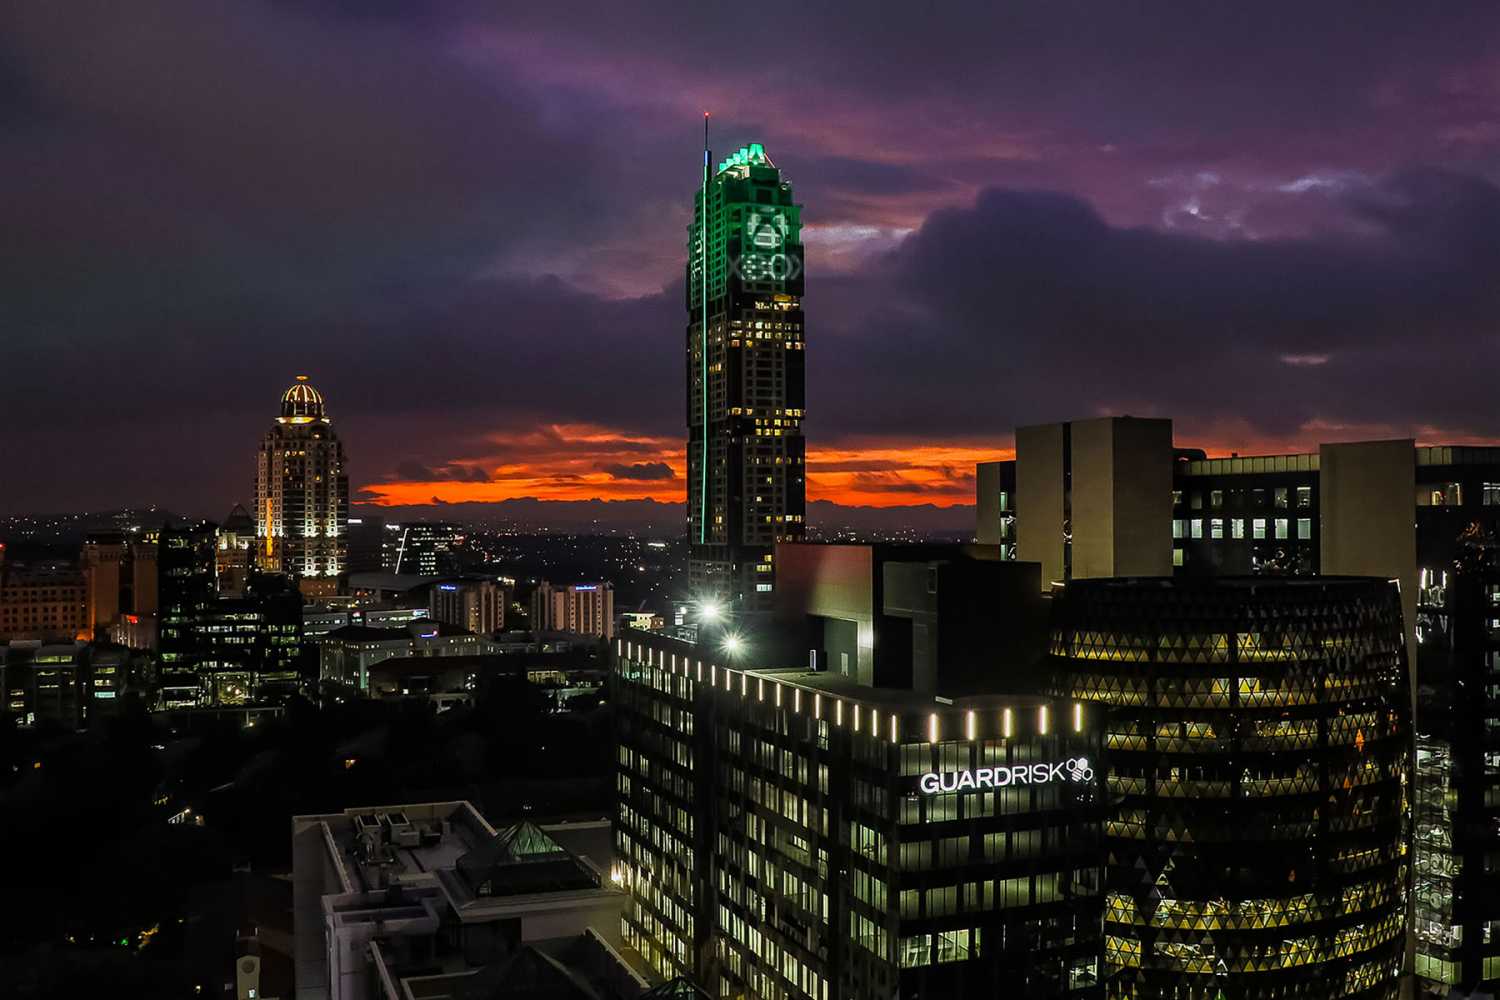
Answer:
(5, 1, 1500, 519)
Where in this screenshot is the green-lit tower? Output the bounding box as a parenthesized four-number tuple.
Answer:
(687, 133, 806, 614)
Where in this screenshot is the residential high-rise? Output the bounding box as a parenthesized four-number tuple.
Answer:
(532, 581, 614, 640)
(256, 376, 348, 597)
(686, 137, 807, 615)
(430, 578, 505, 635)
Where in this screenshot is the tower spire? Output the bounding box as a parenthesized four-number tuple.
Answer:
(699, 112, 710, 546)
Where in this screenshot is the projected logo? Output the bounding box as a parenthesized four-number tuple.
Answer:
(732, 208, 802, 284)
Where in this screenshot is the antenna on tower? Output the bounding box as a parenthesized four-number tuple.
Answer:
(699, 111, 711, 546)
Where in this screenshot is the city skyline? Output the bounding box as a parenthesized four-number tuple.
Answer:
(8, 4, 1500, 520)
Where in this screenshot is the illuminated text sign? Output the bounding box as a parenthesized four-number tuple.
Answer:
(918, 757, 1094, 794)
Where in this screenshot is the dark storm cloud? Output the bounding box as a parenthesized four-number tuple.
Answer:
(396, 460, 490, 482)
(813, 168, 1500, 444)
(599, 462, 675, 482)
(3, 0, 1500, 514)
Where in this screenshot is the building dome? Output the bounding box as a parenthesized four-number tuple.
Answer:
(280, 376, 326, 420)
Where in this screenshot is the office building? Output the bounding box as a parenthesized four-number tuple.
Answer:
(430, 577, 506, 635)
(0, 560, 87, 643)
(533, 581, 615, 640)
(686, 140, 807, 615)
(318, 620, 499, 691)
(157, 519, 218, 708)
(193, 572, 305, 703)
(216, 503, 256, 598)
(381, 521, 462, 576)
(769, 542, 1046, 693)
(987, 423, 1494, 995)
(256, 376, 349, 597)
(345, 515, 386, 574)
(1005, 417, 1175, 587)
(0, 641, 129, 729)
(1049, 576, 1410, 1000)
(82, 532, 126, 639)
(131, 529, 159, 620)
(613, 629, 1103, 998)
(292, 802, 654, 1000)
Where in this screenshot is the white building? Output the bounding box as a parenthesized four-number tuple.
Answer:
(531, 582, 614, 640)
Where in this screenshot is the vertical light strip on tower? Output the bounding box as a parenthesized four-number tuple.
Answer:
(700, 112, 710, 545)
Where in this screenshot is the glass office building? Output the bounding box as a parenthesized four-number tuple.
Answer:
(613, 632, 1103, 1000)
(1050, 577, 1411, 1000)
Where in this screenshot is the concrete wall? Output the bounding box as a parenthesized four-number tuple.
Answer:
(1017, 417, 1172, 587)
(772, 544, 876, 683)
(975, 461, 1004, 546)
(1320, 439, 1418, 707)
(1077, 416, 1174, 579)
(1015, 424, 1066, 588)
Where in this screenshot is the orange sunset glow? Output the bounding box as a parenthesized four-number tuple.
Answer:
(356, 423, 1015, 509)
(354, 417, 1500, 513)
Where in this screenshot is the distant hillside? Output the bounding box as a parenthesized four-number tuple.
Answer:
(353, 496, 975, 535)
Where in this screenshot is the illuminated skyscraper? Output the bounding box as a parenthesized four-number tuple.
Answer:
(256, 377, 348, 597)
(687, 135, 807, 614)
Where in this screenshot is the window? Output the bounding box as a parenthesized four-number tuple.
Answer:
(1419, 482, 1463, 507)
(1172, 519, 1185, 540)
(1485, 483, 1500, 506)
(1231, 518, 1246, 540)
(1173, 548, 1184, 567)
(1275, 518, 1289, 540)
(1210, 490, 1224, 509)
(1172, 490, 1183, 508)
(1252, 518, 1267, 539)
(1190, 492, 1203, 510)
(1295, 486, 1312, 508)
(1297, 518, 1312, 540)
(1210, 519, 1224, 540)
(1274, 488, 1289, 509)
(1190, 519, 1203, 539)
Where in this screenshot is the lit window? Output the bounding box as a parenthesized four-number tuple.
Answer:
(1210, 519, 1224, 540)
(1275, 518, 1289, 540)
(1297, 518, 1312, 540)
(1190, 519, 1203, 539)
(1231, 518, 1246, 540)
(1252, 518, 1267, 540)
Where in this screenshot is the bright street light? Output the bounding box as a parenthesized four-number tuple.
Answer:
(698, 598, 724, 623)
(721, 632, 745, 657)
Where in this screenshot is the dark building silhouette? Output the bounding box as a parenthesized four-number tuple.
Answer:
(157, 519, 218, 708)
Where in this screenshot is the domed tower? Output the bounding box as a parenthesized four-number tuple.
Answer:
(255, 376, 348, 596)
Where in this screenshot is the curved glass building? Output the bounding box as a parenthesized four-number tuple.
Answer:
(1049, 577, 1411, 1000)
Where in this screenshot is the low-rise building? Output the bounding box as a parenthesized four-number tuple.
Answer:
(0, 561, 88, 643)
(292, 801, 657, 1000)
(319, 621, 499, 691)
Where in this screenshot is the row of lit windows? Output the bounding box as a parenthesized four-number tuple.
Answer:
(1175, 517, 1313, 541)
